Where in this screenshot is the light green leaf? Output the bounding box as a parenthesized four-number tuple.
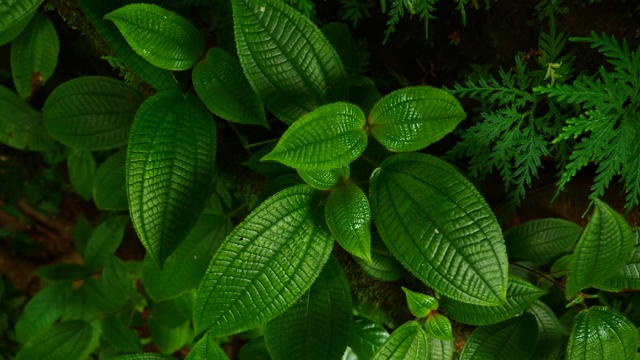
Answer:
(265, 257, 352, 360)
(527, 301, 563, 360)
(149, 316, 192, 354)
(15, 282, 72, 343)
(15, 321, 96, 360)
(194, 185, 334, 336)
(425, 313, 453, 341)
(370, 153, 508, 305)
(84, 216, 127, 271)
(595, 228, 640, 291)
(459, 313, 538, 360)
(93, 149, 128, 211)
(368, 86, 465, 152)
(0, 7, 36, 45)
(127, 90, 216, 267)
(103, 315, 142, 352)
(566, 306, 638, 360)
(10, 12, 58, 99)
(0, 85, 56, 151)
(371, 321, 429, 360)
(143, 214, 231, 302)
(193, 47, 267, 127)
(43, 76, 144, 151)
(441, 277, 547, 325)
(0, 0, 44, 34)
(232, 0, 346, 123)
(67, 150, 96, 200)
(187, 335, 228, 360)
(262, 102, 367, 170)
(348, 317, 389, 360)
(298, 166, 349, 190)
(566, 199, 634, 298)
(105, 3, 204, 70)
(354, 234, 405, 281)
(401, 287, 438, 317)
(326, 181, 371, 262)
(504, 218, 582, 265)
(429, 336, 454, 360)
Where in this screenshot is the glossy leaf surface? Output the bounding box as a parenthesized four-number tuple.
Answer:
(195, 185, 334, 336)
(348, 317, 389, 360)
(67, 150, 96, 200)
(0, 85, 55, 151)
(370, 153, 508, 305)
(298, 166, 349, 190)
(186, 335, 228, 360)
(459, 313, 538, 360)
(566, 307, 637, 360)
(527, 301, 563, 360)
(425, 313, 453, 340)
(402, 287, 438, 317)
(0, 0, 44, 33)
(371, 321, 429, 360)
(326, 181, 371, 262)
(595, 228, 640, 291)
(369, 86, 465, 152)
(15, 321, 96, 360)
(93, 149, 128, 211)
(505, 218, 582, 265)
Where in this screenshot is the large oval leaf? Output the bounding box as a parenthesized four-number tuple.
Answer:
(194, 185, 334, 337)
(0, 7, 36, 45)
(459, 313, 538, 360)
(0, 85, 56, 151)
(262, 102, 367, 170)
(232, 0, 346, 123)
(93, 149, 128, 211)
(127, 90, 217, 267)
(595, 228, 640, 291)
(297, 166, 349, 190)
(265, 257, 352, 360)
(527, 301, 563, 360)
(371, 321, 429, 360)
(370, 153, 508, 305)
(326, 181, 372, 262)
(348, 317, 390, 360)
(368, 86, 465, 152)
(15, 321, 97, 360)
(566, 199, 634, 298)
(0, 0, 44, 34)
(504, 218, 582, 265)
(105, 3, 204, 70)
(43, 76, 144, 150)
(566, 306, 638, 360)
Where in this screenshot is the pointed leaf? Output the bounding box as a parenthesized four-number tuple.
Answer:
(348, 317, 389, 360)
(505, 218, 582, 265)
(187, 335, 228, 360)
(262, 102, 367, 170)
(265, 257, 352, 360)
(15, 282, 73, 343)
(43, 76, 144, 151)
(298, 165, 349, 190)
(354, 234, 405, 281)
(566, 199, 634, 298)
(126, 90, 216, 267)
(566, 306, 638, 360)
(425, 313, 453, 341)
(195, 185, 334, 336)
(371, 321, 429, 360)
(368, 86, 465, 152)
(103, 315, 142, 352)
(370, 153, 508, 305)
(402, 287, 439, 317)
(595, 228, 640, 291)
(0, 85, 56, 151)
(93, 148, 128, 211)
(83, 216, 127, 271)
(441, 277, 547, 325)
(0, 0, 44, 34)
(15, 321, 96, 360)
(326, 181, 371, 262)
(527, 301, 563, 360)
(460, 313, 538, 360)
(193, 48, 267, 127)
(105, 4, 204, 70)
(232, 0, 346, 123)
(67, 149, 96, 200)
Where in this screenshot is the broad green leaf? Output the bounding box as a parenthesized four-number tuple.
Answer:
(67, 150, 96, 200)
(61, 286, 99, 322)
(149, 317, 192, 354)
(84, 216, 127, 271)
(103, 315, 142, 352)
(43, 76, 144, 150)
(10, 12, 58, 99)
(127, 90, 216, 267)
(402, 287, 439, 317)
(15, 282, 72, 343)
(262, 102, 367, 170)
(193, 47, 267, 127)
(326, 181, 371, 262)
(595, 228, 640, 291)
(0, 85, 56, 151)
(83, 277, 127, 313)
(425, 313, 453, 340)
(112, 354, 176, 360)
(354, 234, 405, 281)
(15, 321, 96, 360)
(459, 313, 538, 360)
(187, 335, 228, 360)
(348, 317, 389, 360)
(441, 277, 546, 325)
(504, 218, 582, 264)
(566, 199, 634, 298)
(0, 0, 44, 33)
(371, 321, 429, 360)
(368, 86, 465, 152)
(566, 306, 638, 360)
(102, 255, 136, 305)
(429, 337, 453, 360)
(195, 185, 334, 336)
(232, 0, 346, 123)
(105, 4, 204, 70)
(298, 166, 349, 190)
(527, 301, 563, 360)
(93, 149, 128, 211)
(321, 23, 363, 74)
(0, 7, 35, 45)
(370, 153, 508, 305)
(143, 214, 231, 302)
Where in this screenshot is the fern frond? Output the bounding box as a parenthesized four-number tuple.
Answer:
(572, 32, 640, 84)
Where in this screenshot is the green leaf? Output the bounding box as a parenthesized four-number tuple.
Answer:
(239, 338, 271, 360)
(102, 255, 136, 305)
(425, 313, 453, 341)
(401, 287, 438, 317)
(193, 48, 267, 127)
(93, 148, 128, 211)
(262, 102, 367, 170)
(0, 7, 36, 45)
(83, 277, 127, 313)
(149, 316, 192, 354)
(111, 354, 176, 360)
(61, 286, 98, 322)
(15, 321, 97, 360)
(297, 166, 349, 190)
(429, 337, 454, 360)
(354, 234, 405, 281)
(0, 0, 44, 34)
(232, 0, 346, 123)
(194, 185, 334, 336)
(326, 181, 371, 262)
(150, 299, 189, 328)
(0, 85, 56, 151)
(505, 218, 582, 265)
(187, 335, 228, 360)
(143, 214, 231, 302)
(32, 263, 90, 281)
(105, 3, 204, 70)
(566, 306, 638, 360)
(441, 277, 547, 325)
(348, 317, 389, 360)
(126, 90, 216, 267)
(527, 301, 563, 360)
(371, 321, 429, 360)
(368, 86, 466, 152)
(10, 12, 59, 99)
(595, 228, 640, 291)
(67, 150, 96, 200)
(566, 199, 634, 298)
(15, 282, 72, 343)
(321, 23, 364, 74)
(370, 153, 508, 305)
(43, 76, 144, 151)
(459, 313, 538, 360)
(84, 216, 127, 271)
(103, 315, 142, 352)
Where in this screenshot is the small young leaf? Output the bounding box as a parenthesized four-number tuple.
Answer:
(504, 218, 583, 265)
(15, 282, 73, 343)
(0, 0, 44, 34)
(93, 148, 128, 211)
(527, 301, 563, 360)
(371, 321, 429, 360)
(193, 48, 267, 127)
(369, 86, 466, 152)
(83, 216, 127, 271)
(298, 166, 349, 190)
(401, 287, 438, 317)
(354, 234, 406, 282)
(425, 313, 454, 340)
(105, 3, 204, 70)
(566, 307, 638, 360)
(0, 85, 56, 151)
(67, 150, 96, 200)
(348, 317, 389, 360)
(326, 181, 372, 262)
(15, 321, 97, 360)
(102, 315, 142, 353)
(459, 313, 538, 360)
(595, 228, 640, 291)
(262, 102, 367, 170)
(186, 335, 228, 360)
